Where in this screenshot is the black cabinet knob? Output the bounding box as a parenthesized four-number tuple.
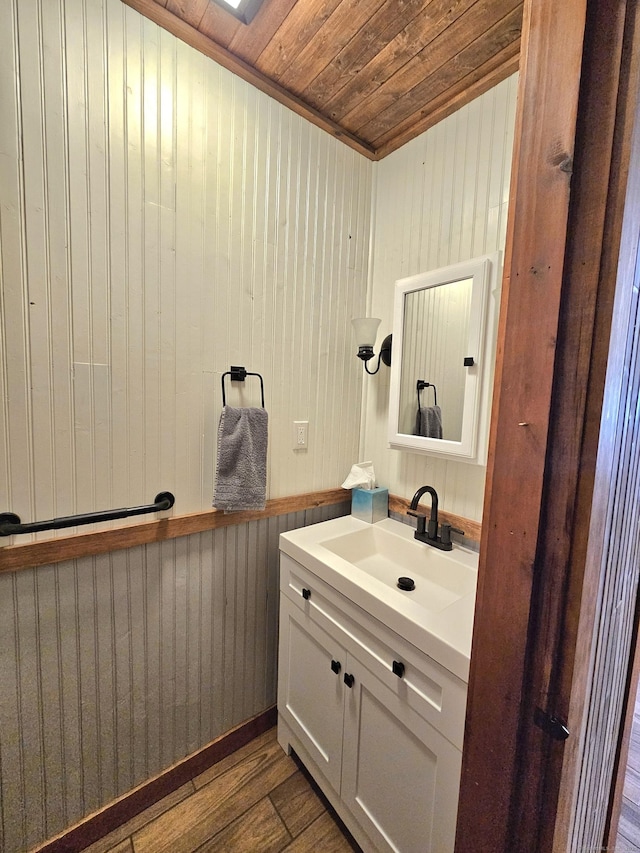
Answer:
(392, 660, 405, 678)
(301, 588, 311, 600)
(331, 659, 341, 674)
(344, 673, 354, 688)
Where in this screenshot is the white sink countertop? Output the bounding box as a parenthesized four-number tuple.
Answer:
(280, 515, 479, 682)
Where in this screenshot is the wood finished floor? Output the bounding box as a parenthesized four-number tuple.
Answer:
(618, 688, 640, 852)
(82, 728, 361, 853)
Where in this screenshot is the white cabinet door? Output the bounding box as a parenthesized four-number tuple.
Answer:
(341, 653, 462, 853)
(277, 556, 465, 853)
(277, 595, 346, 792)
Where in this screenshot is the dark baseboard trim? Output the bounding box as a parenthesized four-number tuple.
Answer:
(33, 706, 277, 853)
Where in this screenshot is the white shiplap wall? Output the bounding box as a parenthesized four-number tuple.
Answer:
(0, 0, 371, 535)
(361, 75, 518, 521)
(0, 0, 367, 850)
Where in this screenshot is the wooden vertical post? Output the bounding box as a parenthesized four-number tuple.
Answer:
(455, 0, 640, 849)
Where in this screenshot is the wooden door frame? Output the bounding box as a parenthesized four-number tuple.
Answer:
(455, 0, 640, 849)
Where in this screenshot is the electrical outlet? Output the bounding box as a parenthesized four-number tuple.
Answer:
(293, 420, 309, 450)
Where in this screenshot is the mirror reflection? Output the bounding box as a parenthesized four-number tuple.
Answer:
(388, 253, 498, 463)
(398, 277, 473, 441)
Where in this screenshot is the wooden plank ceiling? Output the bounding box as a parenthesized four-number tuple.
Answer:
(123, 0, 522, 159)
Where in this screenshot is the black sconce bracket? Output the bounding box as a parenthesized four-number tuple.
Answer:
(362, 334, 392, 375)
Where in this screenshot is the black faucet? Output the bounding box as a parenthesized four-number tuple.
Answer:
(407, 485, 463, 551)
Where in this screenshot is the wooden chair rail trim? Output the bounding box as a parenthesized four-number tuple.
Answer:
(0, 487, 349, 574)
(0, 488, 481, 574)
(30, 706, 278, 853)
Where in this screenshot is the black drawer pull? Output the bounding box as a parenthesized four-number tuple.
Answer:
(344, 673, 355, 688)
(331, 659, 341, 674)
(301, 588, 311, 600)
(392, 660, 405, 678)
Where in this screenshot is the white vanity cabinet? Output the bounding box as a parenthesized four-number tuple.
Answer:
(277, 552, 468, 853)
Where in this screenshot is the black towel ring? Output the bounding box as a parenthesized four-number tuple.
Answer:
(222, 366, 265, 408)
(416, 380, 437, 408)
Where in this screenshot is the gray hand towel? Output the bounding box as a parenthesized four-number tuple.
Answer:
(213, 406, 268, 511)
(414, 405, 443, 439)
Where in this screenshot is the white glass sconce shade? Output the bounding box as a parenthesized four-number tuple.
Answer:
(352, 317, 381, 348)
(352, 318, 392, 375)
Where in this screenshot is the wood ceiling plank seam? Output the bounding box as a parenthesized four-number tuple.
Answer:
(275, 0, 389, 94)
(341, 0, 523, 137)
(254, 0, 343, 81)
(374, 46, 519, 155)
(373, 47, 520, 158)
(226, 0, 298, 65)
(121, 0, 377, 158)
(166, 0, 210, 27)
(301, 0, 435, 110)
(321, 0, 481, 123)
(355, 6, 522, 144)
(342, 0, 522, 133)
(197, 2, 242, 48)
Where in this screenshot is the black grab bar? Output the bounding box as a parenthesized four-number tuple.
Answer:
(0, 492, 175, 537)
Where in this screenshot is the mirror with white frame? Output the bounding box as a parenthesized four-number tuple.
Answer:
(388, 253, 501, 463)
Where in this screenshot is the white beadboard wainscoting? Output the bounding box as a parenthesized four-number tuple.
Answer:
(0, 502, 348, 853)
(0, 0, 371, 536)
(361, 74, 518, 522)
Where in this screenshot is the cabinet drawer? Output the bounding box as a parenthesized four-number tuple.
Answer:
(280, 552, 467, 749)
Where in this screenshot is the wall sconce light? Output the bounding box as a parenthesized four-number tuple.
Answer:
(352, 318, 392, 375)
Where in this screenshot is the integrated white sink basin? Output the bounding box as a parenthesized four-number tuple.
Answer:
(322, 525, 476, 614)
(280, 515, 479, 681)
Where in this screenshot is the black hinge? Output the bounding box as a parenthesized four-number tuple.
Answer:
(533, 707, 570, 741)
